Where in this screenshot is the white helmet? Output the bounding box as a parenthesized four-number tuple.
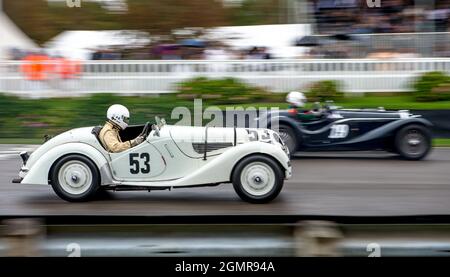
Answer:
(107, 104, 130, 130)
(286, 91, 307, 107)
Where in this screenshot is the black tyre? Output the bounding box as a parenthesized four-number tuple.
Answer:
(50, 154, 100, 202)
(395, 124, 431, 160)
(232, 155, 284, 204)
(278, 124, 298, 154)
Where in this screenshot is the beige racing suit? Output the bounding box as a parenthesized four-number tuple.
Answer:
(99, 121, 143, 153)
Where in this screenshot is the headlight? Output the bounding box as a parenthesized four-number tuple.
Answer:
(20, 151, 29, 165)
(272, 133, 285, 146)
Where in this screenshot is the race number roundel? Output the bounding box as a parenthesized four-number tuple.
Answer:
(329, 124, 349, 139)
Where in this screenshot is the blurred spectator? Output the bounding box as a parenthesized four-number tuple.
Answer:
(260, 47, 272, 59)
(425, 3, 449, 32)
(245, 46, 272, 59)
(8, 48, 27, 60)
(91, 49, 122, 60)
(204, 45, 232, 60)
(312, 0, 449, 35)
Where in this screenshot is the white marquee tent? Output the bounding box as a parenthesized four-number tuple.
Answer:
(0, 1, 39, 59)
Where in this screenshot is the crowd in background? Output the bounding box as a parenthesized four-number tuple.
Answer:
(7, 0, 450, 62)
(89, 44, 272, 60)
(313, 0, 450, 34)
(303, 0, 450, 58)
(71, 0, 450, 60)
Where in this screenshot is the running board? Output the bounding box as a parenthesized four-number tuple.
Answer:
(103, 185, 171, 192)
(103, 183, 224, 192)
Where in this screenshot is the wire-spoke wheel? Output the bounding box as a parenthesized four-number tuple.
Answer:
(278, 125, 297, 154)
(395, 124, 431, 160)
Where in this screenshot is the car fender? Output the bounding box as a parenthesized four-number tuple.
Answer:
(200, 142, 289, 185)
(339, 117, 433, 145)
(268, 115, 303, 136)
(21, 142, 110, 185)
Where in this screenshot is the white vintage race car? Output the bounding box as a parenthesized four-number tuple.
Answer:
(13, 117, 292, 203)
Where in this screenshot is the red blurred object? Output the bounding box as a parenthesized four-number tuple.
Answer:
(53, 58, 82, 79)
(21, 54, 50, 81)
(288, 108, 297, 115)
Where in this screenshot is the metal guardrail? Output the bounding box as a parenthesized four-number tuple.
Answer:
(1, 58, 450, 96)
(2, 218, 450, 257)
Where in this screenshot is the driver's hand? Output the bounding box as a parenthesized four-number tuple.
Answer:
(132, 135, 145, 146)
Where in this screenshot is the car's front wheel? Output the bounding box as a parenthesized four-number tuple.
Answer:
(395, 124, 431, 160)
(50, 154, 100, 202)
(278, 124, 297, 154)
(232, 155, 284, 204)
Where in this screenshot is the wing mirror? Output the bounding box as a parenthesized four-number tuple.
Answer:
(155, 116, 166, 128)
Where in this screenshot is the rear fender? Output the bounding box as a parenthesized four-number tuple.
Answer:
(340, 117, 433, 145)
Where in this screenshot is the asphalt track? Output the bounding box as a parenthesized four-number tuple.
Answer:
(0, 148, 450, 217)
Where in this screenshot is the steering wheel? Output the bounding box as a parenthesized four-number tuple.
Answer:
(141, 122, 152, 138)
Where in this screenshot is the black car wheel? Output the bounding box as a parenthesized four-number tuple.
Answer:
(232, 155, 284, 204)
(50, 154, 100, 202)
(278, 125, 297, 154)
(395, 124, 431, 160)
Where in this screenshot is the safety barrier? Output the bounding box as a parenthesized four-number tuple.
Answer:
(2, 217, 450, 257)
(1, 58, 450, 97)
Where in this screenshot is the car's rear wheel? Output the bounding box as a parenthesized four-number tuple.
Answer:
(50, 154, 100, 202)
(278, 124, 297, 154)
(395, 124, 431, 160)
(232, 155, 284, 204)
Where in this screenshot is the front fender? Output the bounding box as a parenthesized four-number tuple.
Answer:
(267, 115, 303, 135)
(21, 142, 110, 185)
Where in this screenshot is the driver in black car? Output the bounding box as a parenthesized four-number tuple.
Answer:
(286, 91, 323, 121)
(99, 104, 146, 153)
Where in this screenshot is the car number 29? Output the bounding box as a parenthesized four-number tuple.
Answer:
(129, 153, 150, 174)
(329, 124, 349, 139)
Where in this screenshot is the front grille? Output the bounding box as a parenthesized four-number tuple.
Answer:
(192, 143, 233, 154)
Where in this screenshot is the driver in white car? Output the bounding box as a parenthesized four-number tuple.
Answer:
(99, 104, 145, 153)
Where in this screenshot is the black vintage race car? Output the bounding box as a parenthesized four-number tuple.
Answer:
(261, 103, 433, 160)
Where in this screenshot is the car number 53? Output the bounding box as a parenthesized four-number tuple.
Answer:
(129, 153, 150, 174)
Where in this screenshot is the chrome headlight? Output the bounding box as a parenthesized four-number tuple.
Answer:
(272, 132, 289, 156)
(20, 151, 29, 165)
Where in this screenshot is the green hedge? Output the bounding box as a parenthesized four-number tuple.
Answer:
(305, 80, 344, 102)
(0, 78, 284, 139)
(176, 77, 285, 104)
(1, 76, 450, 140)
(413, 71, 450, 102)
(0, 93, 194, 139)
